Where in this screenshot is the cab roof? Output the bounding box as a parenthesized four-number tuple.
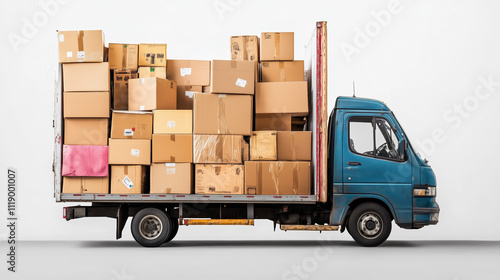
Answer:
(335, 96, 390, 111)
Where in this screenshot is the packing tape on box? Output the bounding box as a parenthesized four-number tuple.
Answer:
(275, 33, 281, 60)
(170, 134, 176, 141)
(124, 165, 129, 175)
(215, 136, 223, 163)
(230, 60, 237, 69)
(279, 62, 286, 82)
(290, 132, 297, 160)
(257, 161, 263, 195)
(170, 156, 176, 162)
(269, 162, 284, 194)
(292, 162, 299, 195)
(217, 95, 230, 134)
(122, 45, 127, 69)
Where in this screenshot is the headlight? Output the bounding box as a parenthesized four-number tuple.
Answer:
(414, 186, 436, 197)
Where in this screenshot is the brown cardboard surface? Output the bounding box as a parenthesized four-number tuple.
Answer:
(110, 165, 146, 194)
(64, 118, 108, 145)
(150, 163, 193, 194)
(277, 131, 312, 161)
(244, 161, 310, 195)
(153, 110, 192, 134)
(128, 77, 177, 110)
(261, 61, 304, 82)
(111, 111, 153, 139)
(63, 62, 110, 92)
(193, 135, 243, 163)
(260, 32, 294, 61)
(195, 164, 244, 194)
(108, 43, 138, 70)
(231, 35, 259, 61)
(166, 60, 210, 86)
(138, 67, 167, 79)
(243, 141, 249, 162)
(193, 93, 252, 135)
(255, 82, 308, 116)
(177, 85, 202, 109)
(138, 44, 167, 67)
(152, 134, 193, 163)
(250, 131, 277, 160)
(108, 139, 151, 165)
(64, 91, 110, 118)
(113, 70, 138, 110)
(255, 114, 292, 131)
(211, 60, 255, 94)
(58, 30, 104, 63)
(62, 176, 109, 194)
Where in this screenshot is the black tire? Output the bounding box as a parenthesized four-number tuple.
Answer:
(164, 217, 179, 243)
(131, 208, 171, 247)
(347, 202, 392, 247)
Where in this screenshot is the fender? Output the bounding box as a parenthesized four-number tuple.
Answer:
(330, 194, 399, 225)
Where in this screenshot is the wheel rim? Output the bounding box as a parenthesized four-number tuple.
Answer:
(139, 215, 163, 240)
(357, 212, 383, 239)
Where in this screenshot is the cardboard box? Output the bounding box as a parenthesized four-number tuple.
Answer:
(138, 44, 167, 67)
(138, 67, 167, 79)
(261, 61, 304, 82)
(245, 161, 310, 195)
(255, 114, 292, 131)
(62, 145, 109, 176)
(113, 70, 138, 110)
(108, 43, 138, 70)
(153, 110, 192, 134)
(166, 60, 210, 86)
(177, 85, 202, 109)
(193, 93, 252, 135)
(110, 165, 146, 194)
(64, 91, 110, 118)
(108, 139, 151, 165)
(260, 32, 294, 61)
(277, 131, 312, 161)
(152, 134, 193, 163)
(211, 60, 255, 94)
(62, 177, 109, 194)
(64, 118, 108, 145)
(255, 82, 308, 116)
(193, 135, 243, 163)
(111, 111, 153, 140)
(128, 77, 177, 110)
(195, 164, 244, 194)
(202, 86, 211, 93)
(150, 163, 193, 194)
(231, 35, 259, 61)
(63, 63, 110, 92)
(250, 131, 277, 160)
(58, 30, 104, 63)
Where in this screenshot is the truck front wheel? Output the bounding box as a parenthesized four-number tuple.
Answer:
(131, 208, 171, 247)
(347, 202, 392, 247)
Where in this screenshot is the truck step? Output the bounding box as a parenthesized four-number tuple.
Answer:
(280, 225, 339, 231)
(182, 219, 254, 226)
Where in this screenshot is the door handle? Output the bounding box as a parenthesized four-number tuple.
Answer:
(347, 162, 362, 166)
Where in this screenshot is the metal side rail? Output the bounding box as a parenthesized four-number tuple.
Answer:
(182, 219, 254, 225)
(280, 225, 339, 231)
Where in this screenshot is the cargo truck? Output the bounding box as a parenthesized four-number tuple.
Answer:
(53, 22, 439, 247)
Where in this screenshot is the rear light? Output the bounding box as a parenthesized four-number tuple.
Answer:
(414, 186, 436, 197)
(63, 207, 67, 219)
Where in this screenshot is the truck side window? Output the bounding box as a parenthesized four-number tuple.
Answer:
(349, 117, 374, 155)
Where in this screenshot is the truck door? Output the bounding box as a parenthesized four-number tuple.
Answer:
(342, 113, 413, 223)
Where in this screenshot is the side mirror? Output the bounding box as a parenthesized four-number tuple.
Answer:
(398, 139, 407, 160)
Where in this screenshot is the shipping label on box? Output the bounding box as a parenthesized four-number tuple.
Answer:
(150, 163, 193, 194)
(63, 62, 110, 92)
(113, 70, 138, 110)
(231, 35, 259, 61)
(255, 81, 308, 116)
(128, 77, 177, 110)
(260, 32, 294, 61)
(138, 67, 167, 79)
(111, 111, 153, 139)
(58, 30, 104, 63)
(211, 60, 255, 94)
(195, 164, 244, 194)
(64, 118, 108, 145)
(261, 61, 304, 82)
(62, 145, 109, 177)
(277, 131, 312, 161)
(193, 135, 243, 164)
(193, 93, 252, 135)
(152, 134, 193, 163)
(63, 177, 109, 194)
(110, 165, 146, 194)
(138, 44, 167, 67)
(64, 91, 110, 118)
(255, 114, 292, 131)
(108, 43, 138, 70)
(250, 131, 277, 161)
(153, 110, 192, 134)
(108, 139, 151, 165)
(166, 60, 210, 86)
(245, 161, 310, 195)
(177, 85, 202, 109)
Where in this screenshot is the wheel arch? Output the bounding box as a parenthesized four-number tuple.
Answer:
(341, 196, 397, 229)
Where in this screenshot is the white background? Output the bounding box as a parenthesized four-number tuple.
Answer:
(1, 0, 500, 244)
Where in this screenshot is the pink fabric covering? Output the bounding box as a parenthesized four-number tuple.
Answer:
(62, 145, 109, 176)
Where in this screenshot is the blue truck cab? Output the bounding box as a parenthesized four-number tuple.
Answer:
(328, 96, 440, 246)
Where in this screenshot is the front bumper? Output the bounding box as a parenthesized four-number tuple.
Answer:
(412, 204, 440, 228)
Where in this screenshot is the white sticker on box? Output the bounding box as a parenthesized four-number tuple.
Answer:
(165, 163, 176, 174)
(131, 149, 140, 156)
(124, 129, 134, 136)
(165, 163, 176, 167)
(140, 105, 145, 110)
(59, 34, 64, 42)
(122, 176, 133, 189)
(77, 51, 85, 59)
(66, 51, 73, 58)
(167, 121, 175, 128)
(180, 68, 192, 76)
(219, 94, 226, 98)
(140, 78, 145, 84)
(236, 78, 247, 88)
(185, 91, 195, 98)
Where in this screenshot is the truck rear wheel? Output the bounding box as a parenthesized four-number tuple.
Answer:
(131, 208, 171, 247)
(347, 202, 392, 247)
(164, 217, 179, 243)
